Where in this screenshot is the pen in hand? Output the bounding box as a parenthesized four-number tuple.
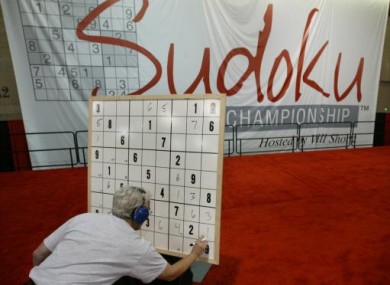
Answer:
(190, 237, 208, 246)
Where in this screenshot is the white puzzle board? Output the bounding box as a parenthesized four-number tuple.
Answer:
(88, 94, 226, 264)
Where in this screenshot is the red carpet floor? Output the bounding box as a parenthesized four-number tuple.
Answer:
(1, 147, 390, 285)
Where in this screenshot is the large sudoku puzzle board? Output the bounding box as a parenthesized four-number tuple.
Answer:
(88, 94, 226, 264)
(17, 0, 139, 101)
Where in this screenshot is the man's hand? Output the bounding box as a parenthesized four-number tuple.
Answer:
(191, 235, 208, 258)
(159, 235, 209, 281)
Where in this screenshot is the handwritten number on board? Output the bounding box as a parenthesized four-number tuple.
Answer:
(209, 121, 214, 132)
(205, 245, 209, 254)
(161, 137, 166, 147)
(207, 193, 211, 203)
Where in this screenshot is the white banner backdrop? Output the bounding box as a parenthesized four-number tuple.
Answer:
(1, 0, 388, 164)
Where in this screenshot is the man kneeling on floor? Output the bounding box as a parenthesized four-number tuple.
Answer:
(26, 185, 208, 285)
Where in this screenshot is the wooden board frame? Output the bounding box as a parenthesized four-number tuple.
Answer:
(87, 94, 226, 264)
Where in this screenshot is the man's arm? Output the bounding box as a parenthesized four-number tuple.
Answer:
(158, 237, 208, 281)
(32, 242, 52, 266)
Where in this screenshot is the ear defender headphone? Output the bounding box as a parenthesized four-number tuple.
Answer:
(131, 188, 150, 225)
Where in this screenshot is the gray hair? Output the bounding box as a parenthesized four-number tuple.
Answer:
(112, 185, 151, 219)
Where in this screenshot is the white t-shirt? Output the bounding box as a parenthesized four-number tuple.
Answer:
(29, 213, 167, 285)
